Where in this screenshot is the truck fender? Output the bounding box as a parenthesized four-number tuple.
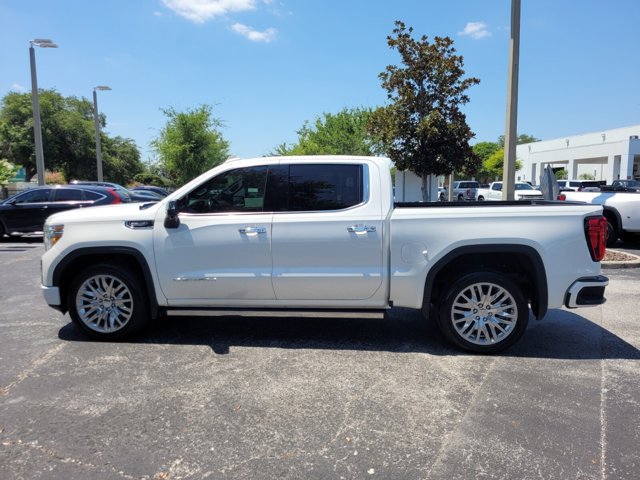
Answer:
(421, 244, 548, 320)
(52, 246, 161, 319)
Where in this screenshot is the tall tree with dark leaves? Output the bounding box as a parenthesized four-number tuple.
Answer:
(369, 21, 481, 200)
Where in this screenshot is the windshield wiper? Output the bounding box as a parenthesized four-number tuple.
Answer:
(139, 202, 158, 210)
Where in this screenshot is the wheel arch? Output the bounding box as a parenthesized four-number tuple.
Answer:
(52, 247, 160, 318)
(602, 206, 621, 232)
(422, 244, 548, 320)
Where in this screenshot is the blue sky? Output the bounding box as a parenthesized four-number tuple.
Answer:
(1, 0, 639, 162)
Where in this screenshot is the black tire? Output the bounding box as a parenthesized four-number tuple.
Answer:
(477, 196, 485, 201)
(457, 194, 464, 201)
(0, 221, 5, 240)
(605, 218, 618, 248)
(437, 272, 528, 353)
(67, 263, 149, 340)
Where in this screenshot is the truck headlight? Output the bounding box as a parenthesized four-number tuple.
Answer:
(44, 224, 64, 251)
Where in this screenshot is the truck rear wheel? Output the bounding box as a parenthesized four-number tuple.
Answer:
(67, 264, 149, 340)
(437, 272, 528, 353)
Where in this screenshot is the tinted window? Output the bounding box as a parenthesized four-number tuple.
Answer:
(14, 189, 51, 203)
(181, 166, 268, 213)
(288, 164, 363, 211)
(83, 190, 103, 201)
(53, 188, 84, 201)
(491, 183, 502, 191)
(460, 182, 479, 188)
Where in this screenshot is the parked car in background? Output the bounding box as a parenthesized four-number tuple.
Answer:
(0, 185, 123, 238)
(131, 185, 170, 197)
(556, 180, 602, 192)
(451, 181, 479, 201)
(128, 189, 163, 202)
(476, 182, 545, 201)
(70, 180, 133, 202)
(609, 179, 640, 192)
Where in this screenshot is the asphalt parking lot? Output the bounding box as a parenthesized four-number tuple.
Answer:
(1, 237, 639, 480)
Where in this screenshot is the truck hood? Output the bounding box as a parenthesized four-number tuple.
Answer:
(45, 201, 163, 225)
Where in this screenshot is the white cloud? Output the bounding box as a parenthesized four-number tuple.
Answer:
(11, 83, 27, 92)
(162, 0, 260, 23)
(232, 23, 276, 42)
(458, 21, 491, 40)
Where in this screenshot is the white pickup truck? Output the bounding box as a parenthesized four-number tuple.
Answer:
(476, 182, 545, 201)
(41, 156, 609, 353)
(561, 190, 640, 246)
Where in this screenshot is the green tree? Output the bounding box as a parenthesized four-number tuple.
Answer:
(0, 89, 143, 183)
(272, 107, 379, 156)
(152, 105, 229, 186)
(102, 136, 144, 185)
(0, 159, 18, 186)
(555, 168, 568, 180)
(497, 133, 540, 147)
(481, 148, 523, 180)
(368, 21, 481, 200)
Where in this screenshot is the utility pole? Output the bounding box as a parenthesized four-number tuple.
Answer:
(502, 0, 521, 200)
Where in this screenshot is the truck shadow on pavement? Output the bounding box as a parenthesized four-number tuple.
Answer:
(58, 308, 640, 360)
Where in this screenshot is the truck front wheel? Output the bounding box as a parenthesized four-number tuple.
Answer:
(67, 264, 149, 340)
(437, 272, 528, 353)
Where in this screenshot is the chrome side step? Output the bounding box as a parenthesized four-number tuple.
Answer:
(166, 309, 386, 319)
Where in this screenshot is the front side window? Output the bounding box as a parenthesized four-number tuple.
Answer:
(13, 189, 51, 203)
(491, 183, 502, 191)
(179, 166, 268, 214)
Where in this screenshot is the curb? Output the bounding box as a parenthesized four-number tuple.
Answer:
(601, 249, 640, 269)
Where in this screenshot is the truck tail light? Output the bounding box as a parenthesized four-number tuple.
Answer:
(558, 193, 566, 201)
(585, 216, 607, 262)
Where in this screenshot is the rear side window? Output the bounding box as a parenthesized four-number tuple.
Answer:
(52, 188, 84, 201)
(284, 164, 364, 211)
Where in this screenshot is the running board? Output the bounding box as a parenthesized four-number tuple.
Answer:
(166, 308, 386, 319)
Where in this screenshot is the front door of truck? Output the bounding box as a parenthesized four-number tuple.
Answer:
(153, 165, 275, 304)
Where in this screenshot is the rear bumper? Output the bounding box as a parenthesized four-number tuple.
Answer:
(564, 275, 608, 308)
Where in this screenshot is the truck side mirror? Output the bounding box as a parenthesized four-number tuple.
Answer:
(164, 200, 180, 229)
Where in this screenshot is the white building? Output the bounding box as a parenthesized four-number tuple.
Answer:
(395, 125, 640, 201)
(516, 125, 640, 184)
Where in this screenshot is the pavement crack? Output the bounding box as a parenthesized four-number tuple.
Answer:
(422, 355, 499, 479)
(0, 343, 66, 397)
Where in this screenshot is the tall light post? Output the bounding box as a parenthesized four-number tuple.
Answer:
(29, 38, 58, 186)
(502, 0, 521, 200)
(93, 86, 111, 182)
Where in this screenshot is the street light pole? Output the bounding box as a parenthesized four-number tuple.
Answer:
(92, 86, 111, 182)
(29, 38, 57, 186)
(502, 0, 521, 200)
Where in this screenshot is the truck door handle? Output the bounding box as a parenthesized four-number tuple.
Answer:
(347, 224, 376, 234)
(239, 226, 267, 236)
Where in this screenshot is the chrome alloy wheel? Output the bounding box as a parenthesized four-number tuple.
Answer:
(450, 281, 518, 346)
(75, 274, 134, 333)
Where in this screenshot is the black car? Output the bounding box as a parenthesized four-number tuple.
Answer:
(0, 185, 122, 238)
(70, 180, 133, 202)
(130, 185, 170, 197)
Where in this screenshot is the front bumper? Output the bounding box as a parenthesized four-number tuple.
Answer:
(564, 275, 609, 308)
(41, 285, 61, 306)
